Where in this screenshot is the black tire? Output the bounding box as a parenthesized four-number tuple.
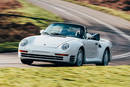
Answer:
(21, 59, 33, 65)
(74, 49, 84, 66)
(96, 49, 109, 66)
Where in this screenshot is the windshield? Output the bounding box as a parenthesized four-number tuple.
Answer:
(44, 23, 85, 38)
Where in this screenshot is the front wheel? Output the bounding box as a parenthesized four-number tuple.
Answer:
(21, 59, 33, 65)
(96, 50, 109, 66)
(74, 49, 83, 66)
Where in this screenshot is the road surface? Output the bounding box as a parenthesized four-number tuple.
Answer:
(0, 52, 130, 67)
(0, 0, 130, 67)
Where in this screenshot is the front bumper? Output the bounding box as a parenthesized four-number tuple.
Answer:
(19, 50, 76, 63)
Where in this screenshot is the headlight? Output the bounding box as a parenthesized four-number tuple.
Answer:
(20, 39, 28, 46)
(61, 43, 69, 50)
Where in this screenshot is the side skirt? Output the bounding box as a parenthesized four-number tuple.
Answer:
(84, 57, 102, 64)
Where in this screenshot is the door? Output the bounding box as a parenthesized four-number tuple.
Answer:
(83, 39, 99, 58)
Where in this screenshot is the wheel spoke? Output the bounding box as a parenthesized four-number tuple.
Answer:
(77, 50, 83, 66)
(104, 51, 108, 65)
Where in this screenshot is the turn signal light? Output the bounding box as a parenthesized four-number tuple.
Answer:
(19, 50, 28, 53)
(55, 54, 68, 56)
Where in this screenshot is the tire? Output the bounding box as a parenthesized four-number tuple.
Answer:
(21, 59, 33, 65)
(74, 49, 84, 66)
(96, 49, 109, 66)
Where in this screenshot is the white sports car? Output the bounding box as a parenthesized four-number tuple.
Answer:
(18, 23, 112, 66)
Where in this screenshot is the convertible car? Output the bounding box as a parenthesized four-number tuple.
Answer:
(18, 23, 112, 66)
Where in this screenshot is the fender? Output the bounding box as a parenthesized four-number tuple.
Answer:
(98, 39, 112, 62)
(67, 39, 84, 56)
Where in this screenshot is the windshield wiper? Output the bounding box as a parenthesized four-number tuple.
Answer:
(50, 33, 63, 36)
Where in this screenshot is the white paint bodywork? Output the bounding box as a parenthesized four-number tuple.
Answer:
(18, 27, 112, 64)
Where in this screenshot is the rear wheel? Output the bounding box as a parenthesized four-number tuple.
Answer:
(74, 49, 83, 66)
(96, 49, 109, 66)
(21, 59, 33, 65)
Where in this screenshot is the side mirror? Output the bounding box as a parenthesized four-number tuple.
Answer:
(92, 33, 100, 41)
(40, 30, 44, 34)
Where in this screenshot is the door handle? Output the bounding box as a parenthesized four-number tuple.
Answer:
(95, 43, 102, 48)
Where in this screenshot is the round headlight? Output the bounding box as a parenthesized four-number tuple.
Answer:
(20, 39, 28, 46)
(61, 43, 69, 50)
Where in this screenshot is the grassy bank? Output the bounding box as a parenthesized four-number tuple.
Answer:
(0, 66, 130, 87)
(64, 0, 130, 21)
(0, 0, 63, 53)
(0, 42, 19, 53)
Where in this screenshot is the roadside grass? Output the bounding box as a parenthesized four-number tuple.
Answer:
(64, 0, 130, 21)
(0, 42, 19, 53)
(0, 66, 130, 87)
(0, 0, 63, 53)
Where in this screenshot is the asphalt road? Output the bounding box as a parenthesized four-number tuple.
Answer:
(0, 0, 130, 67)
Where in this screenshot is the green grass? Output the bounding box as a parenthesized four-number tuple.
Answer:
(0, 42, 19, 53)
(64, 0, 130, 21)
(4, 0, 63, 29)
(0, 0, 63, 53)
(0, 66, 130, 87)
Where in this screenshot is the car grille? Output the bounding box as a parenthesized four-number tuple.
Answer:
(21, 53, 63, 60)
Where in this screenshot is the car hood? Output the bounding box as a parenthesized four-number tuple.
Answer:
(32, 35, 77, 48)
